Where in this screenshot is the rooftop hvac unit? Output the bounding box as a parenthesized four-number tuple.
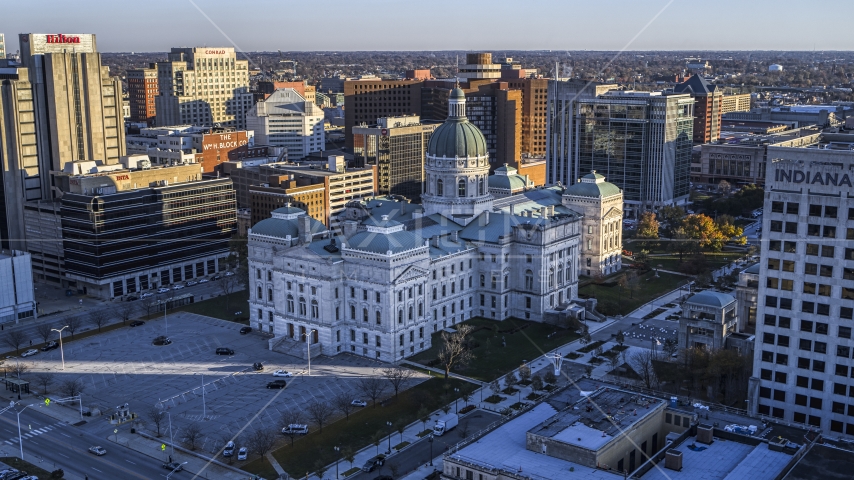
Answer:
(697, 424, 714, 445)
(665, 449, 682, 471)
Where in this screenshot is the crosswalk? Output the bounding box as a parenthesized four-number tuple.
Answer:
(4, 421, 65, 445)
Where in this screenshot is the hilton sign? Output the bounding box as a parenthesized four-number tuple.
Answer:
(46, 34, 81, 44)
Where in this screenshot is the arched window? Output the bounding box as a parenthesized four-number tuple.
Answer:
(549, 268, 555, 287)
(458, 179, 466, 197)
(479, 177, 485, 195)
(460, 279, 464, 291)
(299, 297, 307, 316)
(286, 294, 294, 313)
(557, 265, 563, 285)
(311, 300, 319, 318)
(480, 275, 485, 287)
(267, 289, 273, 301)
(363, 308, 368, 322)
(350, 305, 356, 320)
(257, 286, 262, 300)
(436, 179, 443, 196)
(442, 285, 447, 296)
(504, 275, 509, 289)
(451, 282, 456, 294)
(376, 311, 382, 324)
(525, 270, 534, 290)
(418, 303, 423, 316)
(408, 306, 413, 320)
(398, 310, 403, 324)
(432, 288, 437, 300)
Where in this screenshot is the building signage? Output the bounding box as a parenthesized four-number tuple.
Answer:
(205, 50, 226, 55)
(114, 174, 130, 181)
(202, 133, 248, 151)
(46, 34, 80, 44)
(775, 168, 853, 188)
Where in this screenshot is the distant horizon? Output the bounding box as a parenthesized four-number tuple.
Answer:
(93, 49, 854, 54)
(3, 0, 854, 52)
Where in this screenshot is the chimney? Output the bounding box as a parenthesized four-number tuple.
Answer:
(431, 235, 440, 248)
(664, 449, 682, 471)
(297, 215, 313, 245)
(696, 424, 714, 445)
(509, 204, 515, 215)
(450, 231, 459, 242)
(540, 206, 547, 218)
(549, 205, 555, 216)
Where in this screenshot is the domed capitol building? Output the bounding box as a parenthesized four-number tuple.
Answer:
(248, 88, 623, 361)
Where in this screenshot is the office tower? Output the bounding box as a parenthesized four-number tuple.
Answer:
(155, 47, 253, 129)
(18, 33, 126, 195)
(246, 88, 325, 160)
(55, 165, 236, 299)
(575, 91, 693, 217)
(0, 34, 5, 59)
(458, 53, 502, 80)
(749, 143, 854, 436)
(674, 75, 722, 144)
(127, 65, 158, 125)
(545, 79, 618, 187)
(352, 115, 437, 199)
(721, 93, 752, 114)
(344, 78, 423, 149)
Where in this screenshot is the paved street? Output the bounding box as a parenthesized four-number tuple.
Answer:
(0, 406, 176, 480)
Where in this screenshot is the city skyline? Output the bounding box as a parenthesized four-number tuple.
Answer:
(2, 0, 853, 53)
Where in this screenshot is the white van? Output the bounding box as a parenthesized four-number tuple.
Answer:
(281, 424, 309, 435)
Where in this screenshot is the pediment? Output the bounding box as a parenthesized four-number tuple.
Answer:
(394, 265, 429, 284)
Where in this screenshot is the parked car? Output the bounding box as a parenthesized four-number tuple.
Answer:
(125, 295, 138, 301)
(361, 455, 385, 472)
(129, 320, 145, 327)
(266, 380, 287, 389)
(40, 341, 59, 352)
(215, 347, 234, 355)
(281, 424, 308, 435)
(141, 292, 154, 298)
(239, 326, 252, 334)
(21, 349, 38, 358)
(351, 399, 367, 407)
(186, 281, 198, 286)
(198, 278, 210, 284)
(88, 446, 107, 456)
(162, 462, 183, 472)
(237, 447, 248, 461)
(222, 441, 235, 457)
(212, 275, 222, 280)
(157, 287, 170, 294)
(272, 370, 293, 377)
(172, 284, 184, 290)
(252, 362, 264, 371)
(153, 336, 172, 346)
(224, 271, 235, 277)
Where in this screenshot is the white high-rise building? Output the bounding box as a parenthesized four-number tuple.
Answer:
(749, 142, 854, 437)
(245, 89, 324, 160)
(155, 47, 253, 129)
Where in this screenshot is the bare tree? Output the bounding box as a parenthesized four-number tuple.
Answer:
(313, 460, 328, 480)
(504, 372, 517, 390)
(332, 392, 355, 420)
(87, 309, 111, 333)
(608, 354, 621, 371)
(217, 275, 239, 313)
(3, 329, 27, 354)
(437, 324, 474, 379)
(116, 302, 138, 325)
(9, 361, 29, 378)
(458, 422, 470, 439)
(543, 370, 557, 385)
(145, 405, 167, 437)
(627, 349, 658, 389)
(306, 399, 334, 433)
(58, 378, 85, 398)
(489, 380, 500, 397)
(140, 296, 157, 318)
(380, 365, 415, 398)
(663, 338, 679, 358)
(279, 410, 304, 446)
(418, 407, 430, 432)
(342, 447, 355, 470)
(531, 375, 544, 392)
(615, 330, 625, 347)
(518, 363, 532, 384)
(66, 316, 82, 339)
(461, 391, 473, 408)
(32, 372, 54, 394)
(357, 376, 388, 408)
(181, 422, 204, 450)
(246, 427, 277, 458)
(35, 323, 54, 345)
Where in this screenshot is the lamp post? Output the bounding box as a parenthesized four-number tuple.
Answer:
(302, 329, 317, 376)
(163, 294, 174, 335)
(333, 446, 340, 479)
(14, 403, 35, 460)
(454, 388, 460, 413)
(386, 421, 392, 454)
(167, 412, 174, 456)
(428, 434, 434, 466)
(51, 325, 69, 371)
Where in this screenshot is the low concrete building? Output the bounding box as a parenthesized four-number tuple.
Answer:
(678, 291, 738, 351)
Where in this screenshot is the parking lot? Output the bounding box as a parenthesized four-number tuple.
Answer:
(20, 312, 422, 455)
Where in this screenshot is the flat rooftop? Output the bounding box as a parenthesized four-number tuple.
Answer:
(784, 443, 854, 480)
(528, 387, 663, 448)
(448, 403, 619, 480)
(642, 435, 793, 480)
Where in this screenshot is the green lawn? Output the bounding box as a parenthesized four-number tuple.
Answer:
(0, 457, 55, 479)
(578, 271, 688, 317)
(647, 252, 742, 272)
(408, 317, 579, 382)
(242, 377, 477, 479)
(173, 289, 249, 322)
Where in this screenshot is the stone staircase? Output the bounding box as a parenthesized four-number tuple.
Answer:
(268, 336, 322, 359)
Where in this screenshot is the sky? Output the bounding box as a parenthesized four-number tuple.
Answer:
(2, 0, 852, 53)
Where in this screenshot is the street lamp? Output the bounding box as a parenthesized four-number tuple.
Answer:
(428, 434, 434, 466)
(302, 329, 318, 376)
(454, 388, 460, 413)
(333, 446, 340, 479)
(386, 421, 393, 454)
(163, 294, 174, 335)
(51, 326, 69, 371)
(13, 402, 35, 461)
(167, 412, 175, 456)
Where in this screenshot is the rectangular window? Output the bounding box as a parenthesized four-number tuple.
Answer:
(825, 206, 837, 218)
(786, 222, 799, 234)
(796, 376, 809, 388)
(787, 203, 800, 215)
(805, 263, 817, 275)
(809, 204, 823, 216)
(821, 246, 835, 258)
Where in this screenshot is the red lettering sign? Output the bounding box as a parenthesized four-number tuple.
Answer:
(114, 174, 130, 181)
(46, 34, 81, 44)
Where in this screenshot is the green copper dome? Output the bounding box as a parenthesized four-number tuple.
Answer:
(427, 119, 489, 159)
(563, 171, 622, 198)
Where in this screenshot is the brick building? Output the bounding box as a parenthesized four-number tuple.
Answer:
(127, 65, 158, 125)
